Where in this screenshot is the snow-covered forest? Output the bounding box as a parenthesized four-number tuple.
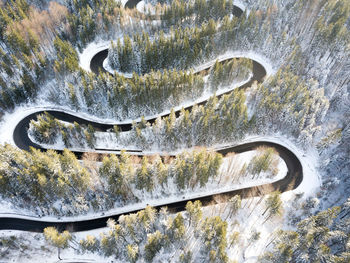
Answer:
(0, 0, 350, 262)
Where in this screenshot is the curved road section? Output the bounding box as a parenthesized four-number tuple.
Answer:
(4, 56, 303, 232)
(0, 142, 302, 232)
(0, 2, 303, 233)
(15, 54, 266, 154)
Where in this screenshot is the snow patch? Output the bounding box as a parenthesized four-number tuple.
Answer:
(215, 135, 321, 198)
(118, 0, 130, 7)
(78, 40, 110, 72)
(102, 56, 133, 78)
(234, 0, 247, 13)
(194, 50, 276, 77)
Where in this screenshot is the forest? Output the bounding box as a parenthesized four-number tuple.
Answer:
(0, 0, 350, 262)
(0, 143, 223, 216)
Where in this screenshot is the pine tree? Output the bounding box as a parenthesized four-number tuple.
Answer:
(185, 200, 203, 227)
(136, 157, 154, 192)
(170, 213, 186, 241)
(263, 191, 283, 221)
(44, 227, 71, 259)
(80, 235, 99, 252)
(126, 244, 139, 263)
(144, 230, 165, 262)
(228, 195, 241, 218)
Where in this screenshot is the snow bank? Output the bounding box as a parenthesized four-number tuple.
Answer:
(78, 40, 110, 72)
(193, 50, 276, 77)
(102, 56, 133, 78)
(234, 0, 247, 13)
(213, 135, 321, 198)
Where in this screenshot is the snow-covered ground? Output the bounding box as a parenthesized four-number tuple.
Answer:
(193, 50, 276, 77)
(1, 115, 316, 227)
(0, 76, 318, 222)
(234, 0, 247, 12)
(27, 125, 319, 206)
(136, 0, 156, 15)
(78, 40, 110, 72)
(26, 74, 252, 148)
(212, 135, 321, 198)
(102, 56, 134, 77)
(3, 64, 251, 146)
(0, 75, 251, 152)
(218, 150, 287, 186)
(0, 1, 339, 262)
(0, 229, 109, 263)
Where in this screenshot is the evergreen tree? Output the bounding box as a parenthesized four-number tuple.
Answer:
(185, 200, 203, 227)
(263, 191, 283, 221)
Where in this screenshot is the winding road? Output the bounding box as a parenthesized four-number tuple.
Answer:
(0, 142, 302, 232)
(0, 1, 303, 233)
